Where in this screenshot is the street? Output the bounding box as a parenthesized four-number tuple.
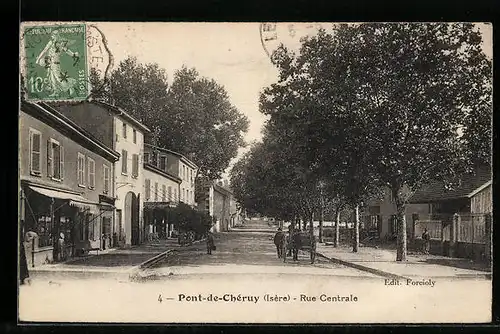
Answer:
(150, 219, 378, 278)
(19, 219, 491, 323)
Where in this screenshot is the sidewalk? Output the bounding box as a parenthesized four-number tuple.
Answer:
(315, 243, 491, 280)
(28, 238, 184, 278)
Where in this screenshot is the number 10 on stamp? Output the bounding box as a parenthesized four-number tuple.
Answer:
(22, 23, 88, 101)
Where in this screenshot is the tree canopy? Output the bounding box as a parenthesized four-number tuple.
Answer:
(231, 23, 492, 261)
(90, 57, 249, 181)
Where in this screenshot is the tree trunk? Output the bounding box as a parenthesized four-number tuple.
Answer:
(334, 208, 340, 248)
(318, 210, 323, 244)
(352, 205, 360, 253)
(309, 213, 314, 239)
(395, 201, 407, 261)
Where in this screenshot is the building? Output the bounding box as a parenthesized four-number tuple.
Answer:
(197, 179, 233, 232)
(142, 149, 182, 238)
(407, 165, 492, 261)
(19, 101, 120, 267)
(143, 144, 198, 208)
(408, 165, 492, 215)
(49, 100, 150, 247)
(361, 185, 431, 240)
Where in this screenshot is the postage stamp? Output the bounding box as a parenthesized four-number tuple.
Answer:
(22, 23, 88, 101)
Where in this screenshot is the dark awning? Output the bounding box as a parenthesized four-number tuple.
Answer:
(28, 185, 113, 214)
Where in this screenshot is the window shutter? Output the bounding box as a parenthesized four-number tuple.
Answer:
(60, 145, 64, 180)
(47, 140, 53, 177)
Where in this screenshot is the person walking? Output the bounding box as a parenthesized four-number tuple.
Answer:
(273, 228, 285, 258)
(422, 228, 430, 254)
(206, 231, 215, 255)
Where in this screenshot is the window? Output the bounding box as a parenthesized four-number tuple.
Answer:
(77, 153, 85, 186)
(37, 215, 53, 247)
(145, 179, 151, 200)
(143, 152, 150, 164)
(121, 150, 128, 174)
(160, 156, 167, 171)
(132, 154, 139, 178)
(88, 214, 95, 241)
(183, 166, 186, 180)
(133, 129, 137, 144)
(47, 139, 63, 181)
(29, 128, 42, 175)
(190, 169, 193, 183)
(103, 164, 110, 194)
(162, 185, 166, 201)
(168, 186, 172, 201)
(87, 157, 95, 189)
(182, 188, 185, 202)
(122, 123, 127, 139)
(174, 188, 177, 201)
(154, 182, 158, 201)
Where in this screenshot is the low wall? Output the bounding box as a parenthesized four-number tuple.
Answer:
(25, 241, 53, 268)
(410, 239, 487, 262)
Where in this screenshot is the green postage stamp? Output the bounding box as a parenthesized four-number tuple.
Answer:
(22, 24, 88, 101)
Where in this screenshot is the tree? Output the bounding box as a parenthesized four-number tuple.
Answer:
(263, 23, 491, 261)
(90, 58, 249, 182)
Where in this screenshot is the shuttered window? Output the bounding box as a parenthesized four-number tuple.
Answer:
(103, 165, 110, 194)
(145, 179, 151, 200)
(77, 153, 85, 186)
(121, 150, 128, 174)
(29, 129, 42, 175)
(132, 154, 139, 178)
(87, 158, 95, 189)
(47, 139, 63, 181)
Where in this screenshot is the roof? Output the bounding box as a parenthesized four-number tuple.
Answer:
(88, 100, 151, 133)
(22, 101, 120, 162)
(213, 182, 233, 196)
(144, 143, 198, 169)
(143, 163, 182, 183)
(409, 166, 492, 203)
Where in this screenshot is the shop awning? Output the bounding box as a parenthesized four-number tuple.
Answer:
(28, 185, 111, 214)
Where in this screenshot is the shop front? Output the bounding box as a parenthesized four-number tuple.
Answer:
(21, 182, 114, 267)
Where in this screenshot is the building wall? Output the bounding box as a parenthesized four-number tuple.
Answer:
(470, 184, 492, 214)
(364, 186, 430, 238)
(143, 168, 180, 203)
(144, 146, 197, 207)
(19, 110, 113, 202)
(113, 117, 145, 246)
(51, 102, 114, 148)
(213, 187, 231, 232)
(178, 160, 196, 207)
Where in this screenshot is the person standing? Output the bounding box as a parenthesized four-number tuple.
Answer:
(422, 228, 430, 254)
(206, 231, 215, 255)
(273, 228, 285, 258)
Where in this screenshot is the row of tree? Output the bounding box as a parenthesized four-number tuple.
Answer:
(230, 23, 491, 261)
(90, 58, 249, 186)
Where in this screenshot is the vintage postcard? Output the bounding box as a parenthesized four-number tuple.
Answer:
(18, 22, 493, 323)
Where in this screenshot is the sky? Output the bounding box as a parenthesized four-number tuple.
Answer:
(95, 22, 493, 178)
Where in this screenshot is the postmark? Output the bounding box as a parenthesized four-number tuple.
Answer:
(259, 23, 327, 61)
(20, 22, 113, 102)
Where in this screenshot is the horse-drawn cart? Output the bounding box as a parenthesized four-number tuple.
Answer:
(282, 231, 317, 264)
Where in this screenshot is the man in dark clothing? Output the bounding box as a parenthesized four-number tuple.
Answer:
(206, 231, 215, 255)
(422, 228, 430, 254)
(291, 230, 301, 261)
(273, 228, 285, 258)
